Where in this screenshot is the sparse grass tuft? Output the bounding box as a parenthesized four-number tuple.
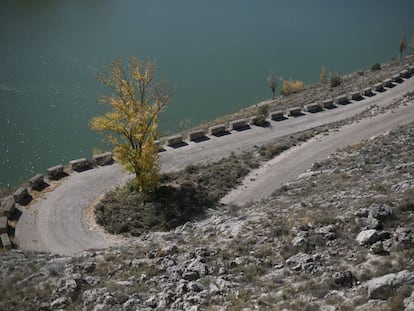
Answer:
(398, 188, 414, 212)
(371, 63, 382, 71)
(330, 75, 341, 88)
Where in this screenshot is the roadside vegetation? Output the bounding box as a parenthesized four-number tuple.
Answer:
(280, 79, 305, 96)
(90, 57, 173, 192)
(94, 126, 329, 236)
(189, 55, 413, 134)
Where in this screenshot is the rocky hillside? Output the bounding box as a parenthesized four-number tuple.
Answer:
(1, 121, 414, 310)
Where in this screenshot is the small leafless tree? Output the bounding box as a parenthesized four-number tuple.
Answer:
(399, 34, 407, 60)
(267, 73, 278, 100)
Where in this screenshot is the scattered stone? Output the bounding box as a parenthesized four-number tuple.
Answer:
(93, 152, 113, 166)
(370, 241, 389, 255)
(46, 164, 65, 180)
(364, 216, 382, 230)
(188, 129, 207, 142)
(0, 197, 15, 217)
(394, 226, 413, 250)
(333, 271, 357, 287)
(286, 253, 313, 267)
(123, 299, 142, 311)
(355, 208, 369, 218)
(292, 231, 308, 247)
(82, 288, 114, 306)
(404, 291, 414, 311)
(166, 135, 184, 147)
(391, 180, 413, 192)
(364, 270, 414, 299)
(38, 302, 51, 311)
(356, 229, 388, 246)
(80, 261, 96, 273)
(84, 275, 100, 286)
(208, 124, 227, 136)
(28, 173, 46, 191)
(13, 187, 31, 204)
(50, 297, 69, 309)
(288, 106, 302, 116)
(315, 224, 337, 240)
(70, 158, 92, 172)
(0, 217, 8, 235)
(145, 295, 158, 308)
(187, 259, 209, 277)
(230, 119, 249, 131)
(0, 233, 12, 249)
(269, 110, 285, 121)
(369, 204, 392, 221)
(182, 270, 200, 281)
(354, 300, 389, 311)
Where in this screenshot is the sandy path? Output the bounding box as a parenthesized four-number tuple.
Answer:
(15, 76, 414, 255)
(221, 100, 414, 205)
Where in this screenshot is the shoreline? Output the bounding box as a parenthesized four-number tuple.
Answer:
(188, 55, 414, 133)
(1, 55, 413, 192)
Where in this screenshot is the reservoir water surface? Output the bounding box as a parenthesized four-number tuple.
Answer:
(1, 0, 414, 187)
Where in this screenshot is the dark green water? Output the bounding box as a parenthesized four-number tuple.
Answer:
(1, 0, 413, 187)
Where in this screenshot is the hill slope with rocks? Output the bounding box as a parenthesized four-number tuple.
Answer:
(1, 118, 414, 310)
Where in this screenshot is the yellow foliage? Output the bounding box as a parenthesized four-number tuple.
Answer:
(91, 57, 172, 192)
(92, 148, 102, 155)
(280, 79, 305, 96)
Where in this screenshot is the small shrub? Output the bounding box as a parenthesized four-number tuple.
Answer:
(280, 79, 305, 96)
(252, 115, 267, 127)
(259, 144, 289, 160)
(330, 75, 341, 88)
(398, 188, 414, 211)
(405, 91, 414, 99)
(369, 183, 388, 193)
(257, 104, 269, 117)
(252, 105, 269, 127)
(388, 284, 412, 310)
(371, 63, 381, 71)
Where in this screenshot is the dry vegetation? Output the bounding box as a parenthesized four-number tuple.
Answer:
(94, 126, 328, 237)
(0, 58, 413, 310)
(0, 121, 413, 311)
(181, 56, 413, 135)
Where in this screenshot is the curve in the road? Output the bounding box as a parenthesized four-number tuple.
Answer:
(15, 75, 414, 255)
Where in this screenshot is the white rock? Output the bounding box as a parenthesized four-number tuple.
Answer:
(364, 270, 414, 299)
(286, 252, 313, 266)
(404, 291, 414, 311)
(356, 229, 379, 245)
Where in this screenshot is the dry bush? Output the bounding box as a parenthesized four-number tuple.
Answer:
(280, 79, 305, 96)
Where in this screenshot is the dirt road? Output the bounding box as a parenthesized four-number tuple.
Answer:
(221, 100, 414, 205)
(15, 77, 414, 255)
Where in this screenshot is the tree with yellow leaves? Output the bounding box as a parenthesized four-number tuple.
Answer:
(280, 79, 305, 96)
(91, 57, 173, 192)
